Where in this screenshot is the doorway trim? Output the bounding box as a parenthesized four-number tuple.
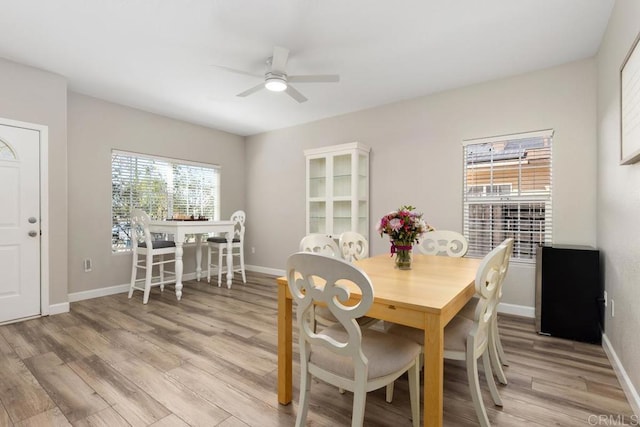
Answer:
(0, 117, 49, 317)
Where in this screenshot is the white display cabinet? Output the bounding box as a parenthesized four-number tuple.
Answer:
(304, 142, 370, 241)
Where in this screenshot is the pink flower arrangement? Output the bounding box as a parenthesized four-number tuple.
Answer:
(377, 205, 433, 245)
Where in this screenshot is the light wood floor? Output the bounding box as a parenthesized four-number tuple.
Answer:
(0, 271, 633, 426)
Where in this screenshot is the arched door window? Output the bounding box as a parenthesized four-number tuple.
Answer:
(0, 139, 17, 160)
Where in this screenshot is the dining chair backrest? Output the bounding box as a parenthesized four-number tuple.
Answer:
(131, 208, 153, 248)
(230, 210, 246, 242)
(287, 252, 373, 367)
(469, 243, 507, 359)
(299, 234, 341, 258)
(417, 230, 468, 257)
(338, 231, 369, 262)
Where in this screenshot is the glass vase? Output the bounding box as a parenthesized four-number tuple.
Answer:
(394, 241, 413, 270)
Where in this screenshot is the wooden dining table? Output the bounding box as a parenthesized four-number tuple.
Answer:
(277, 253, 481, 427)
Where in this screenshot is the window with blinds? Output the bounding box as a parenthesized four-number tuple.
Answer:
(111, 150, 220, 252)
(463, 130, 553, 262)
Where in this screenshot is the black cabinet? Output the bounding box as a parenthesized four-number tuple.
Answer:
(535, 245, 602, 344)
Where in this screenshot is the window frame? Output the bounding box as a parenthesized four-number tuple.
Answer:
(462, 129, 553, 263)
(111, 150, 221, 253)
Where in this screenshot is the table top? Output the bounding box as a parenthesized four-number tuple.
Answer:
(278, 253, 480, 316)
(354, 254, 480, 313)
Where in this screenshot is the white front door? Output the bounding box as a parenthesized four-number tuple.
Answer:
(0, 123, 41, 323)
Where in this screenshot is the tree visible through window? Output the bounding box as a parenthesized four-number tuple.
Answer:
(463, 130, 553, 262)
(111, 150, 220, 252)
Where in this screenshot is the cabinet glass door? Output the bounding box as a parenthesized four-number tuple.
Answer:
(333, 154, 352, 198)
(358, 154, 367, 196)
(358, 201, 368, 236)
(309, 158, 326, 198)
(333, 200, 352, 236)
(309, 201, 326, 234)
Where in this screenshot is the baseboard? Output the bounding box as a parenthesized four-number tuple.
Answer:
(246, 264, 285, 277)
(49, 302, 70, 315)
(68, 272, 199, 303)
(497, 302, 535, 318)
(69, 284, 130, 302)
(602, 334, 640, 416)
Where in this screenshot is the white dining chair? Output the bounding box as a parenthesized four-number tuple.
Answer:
(417, 230, 469, 257)
(207, 210, 246, 288)
(300, 233, 376, 329)
(128, 209, 177, 304)
(287, 252, 421, 427)
(386, 243, 507, 427)
(338, 231, 369, 262)
(299, 233, 341, 257)
(458, 238, 514, 385)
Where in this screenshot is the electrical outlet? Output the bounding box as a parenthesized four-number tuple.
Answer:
(611, 299, 615, 317)
(83, 258, 92, 272)
(251, 247, 255, 254)
(604, 291, 608, 307)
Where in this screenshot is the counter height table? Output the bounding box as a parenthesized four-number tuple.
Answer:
(148, 220, 235, 299)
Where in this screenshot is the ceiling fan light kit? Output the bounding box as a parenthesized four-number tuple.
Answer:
(265, 74, 287, 92)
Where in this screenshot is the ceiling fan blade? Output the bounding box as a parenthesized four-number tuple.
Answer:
(237, 83, 265, 97)
(285, 85, 308, 103)
(288, 74, 340, 83)
(212, 64, 262, 79)
(271, 46, 289, 74)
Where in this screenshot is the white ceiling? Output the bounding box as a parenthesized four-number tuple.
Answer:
(0, 1, 614, 136)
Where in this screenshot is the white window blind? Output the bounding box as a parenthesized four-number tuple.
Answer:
(111, 150, 220, 252)
(463, 130, 553, 262)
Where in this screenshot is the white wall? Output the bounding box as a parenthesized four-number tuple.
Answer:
(596, 0, 640, 410)
(67, 93, 245, 294)
(245, 59, 598, 310)
(0, 58, 69, 306)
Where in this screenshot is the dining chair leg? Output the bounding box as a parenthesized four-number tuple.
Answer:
(489, 317, 508, 385)
(385, 382, 394, 403)
(467, 353, 490, 427)
(143, 252, 153, 305)
(483, 351, 503, 407)
(207, 245, 212, 283)
(128, 253, 137, 299)
(494, 316, 509, 366)
(217, 246, 224, 287)
(351, 388, 367, 427)
(239, 247, 247, 283)
(408, 357, 420, 427)
(159, 255, 165, 292)
(295, 370, 312, 427)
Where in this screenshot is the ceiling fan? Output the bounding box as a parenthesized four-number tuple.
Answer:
(216, 46, 340, 103)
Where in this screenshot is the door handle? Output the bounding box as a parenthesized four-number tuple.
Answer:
(28, 217, 37, 224)
(28, 230, 38, 237)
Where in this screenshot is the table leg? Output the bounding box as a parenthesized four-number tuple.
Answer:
(278, 284, 293, 405)
(423, 312, 444, 427)
(226, 233, 233, 288)
(175, 242, 184, 300)
(195, 234, 203, 281)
